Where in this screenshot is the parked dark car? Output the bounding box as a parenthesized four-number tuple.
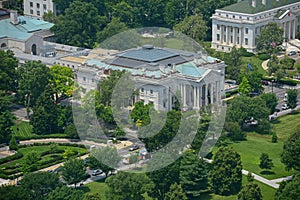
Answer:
(129, 145, 139, 151)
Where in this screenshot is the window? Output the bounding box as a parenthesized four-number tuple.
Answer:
(150, 90, 153, 94)
(237, 37, 240, 44)
(247, 17, 250, 20)
(83, 77, 86, 81)
(224, 36, 226, 42)
(231, 27, 233, 32)
(217, 24, 220, 30)
(230, 36, 233, 43)
(237, 29, 239, 34)
(30, 9, 33, 14)
(224, 26, 226, 32)
(36, 3, 40, 8)
(37, 11, 40, 16)
(43, 4, 47, 10)
(163, 101, 166, 108)
(245, 38, 248, 45)
(245, 28, 249, 34)
(30, 2, 33, 7)
(226, 14, 228, 18)
(141, 88, 144, 92)
(217, 34, 220, 41)
(233, 15, 235, 19)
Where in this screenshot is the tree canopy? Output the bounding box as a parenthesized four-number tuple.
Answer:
(281, 129, 300, 171)
(0, 50, 18, 92)
(61, 158, 87, 188)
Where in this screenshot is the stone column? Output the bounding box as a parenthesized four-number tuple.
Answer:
(293, 20, 296, 39)
(239, 27, 243, 47)
(183, 84, 187, 107)
(283, 22, 286, 40)
(226, 26, 230, 45)
(288, 21, 291, 40)
(205, 84, 208, 106)
(199, 86, 202, 107)
(220, 25, 224, 44)
(193, 86, 197, 109)
(210, 84, 214, 104)
(233, 27, 236, 45)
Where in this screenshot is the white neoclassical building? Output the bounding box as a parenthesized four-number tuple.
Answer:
(74, 45, 226, 111)
(211, 0, 300, 52)
(23, 0, 57, 20)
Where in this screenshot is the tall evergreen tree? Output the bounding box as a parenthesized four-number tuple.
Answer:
(259, 153, 274, 171)
(0, 92, 15, 143)
(180, 150, 208, 198)
(210, 147, 243, 195)
(30, 85, 59, 134)
(238, 182, 263, 200)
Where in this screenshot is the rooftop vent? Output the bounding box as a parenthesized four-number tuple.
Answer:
(142, 44, 154, 50)
(10, 10, 18, 25)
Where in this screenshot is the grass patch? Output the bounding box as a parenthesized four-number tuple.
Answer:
(12, 121, 34, 138)
(200, 174, 276, 200)
(271, 110, 300, 142)
(79, 178, 109, 198)
(218, 133, 293, 180)
(241, 56, 267, 76)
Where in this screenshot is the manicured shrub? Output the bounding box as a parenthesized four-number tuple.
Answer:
(0, 152, 23, 165)
(257, 53, 271, 61)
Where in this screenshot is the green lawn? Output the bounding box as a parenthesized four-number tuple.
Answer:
(212, 111, 300, 180)
(272, 111, 300, 142)
(12, 121, 35, 138)
(241, 56, 267, 76)
(82, 174, 275, 200)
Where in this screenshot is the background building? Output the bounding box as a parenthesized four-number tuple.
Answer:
(23, 0, 56, 20)
(211, 0, 300, 52)
(0, 10, 54, 54)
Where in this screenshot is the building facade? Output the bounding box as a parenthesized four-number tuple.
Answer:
(23, 0, 56, 20)
(0, 10, 54, 54)
(211, 0, 300, 52)
(74, 45, 226, 111)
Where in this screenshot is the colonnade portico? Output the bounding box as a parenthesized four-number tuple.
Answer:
(219, 25, 244, 47)
(281, 19, 297, 40)
(179, 81, 220, 110)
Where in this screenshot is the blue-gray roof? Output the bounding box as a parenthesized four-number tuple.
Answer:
(0, 16, 54, 40)
(119, 48, 178, 62)
(176, 62, 207, 77)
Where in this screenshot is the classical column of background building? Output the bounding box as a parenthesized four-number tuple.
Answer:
(220, 25, 224, 44)
(226, 25, 230, 45)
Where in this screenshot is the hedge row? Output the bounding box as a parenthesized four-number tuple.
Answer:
(257, 53, 271, 61)
(0, 152, 23, 165)
(225, 89, 239, 98)
(18, 142, 85, 149)
(16, 133, 69, 141)
(262, 77, 299, 86)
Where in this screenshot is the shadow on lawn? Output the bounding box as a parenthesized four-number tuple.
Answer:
(260, 170, 275, 175)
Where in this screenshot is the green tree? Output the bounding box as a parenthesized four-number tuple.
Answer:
(224, 121, 246, 141)
(275, 172, 300, 200)
(87, 155, 114, 177)
(61, 158, 86, 188)
(267, 54, 280, 76)
(0, 185, 31, 200)
(30, 85, 59, 134)
(64, 123, 79, 139)
(224, 46, 242, 80)
(0, 92, 15, 143)
(9, 135, 18, 151)
(259, 153, 274, 171)
(111, 1, 134, 26)
(281, 130, 300, 171)
(173, 15, 208, 42)
(286, 89, 298, 110)
(210, 147, 243, 195)
(260, 93, 278, 114)
(0, 50, 18, 92)
(238, 76, 251, 96)
(96, 17, 128, 44)
(50, 65, 74, 104)
(164, 183, 188, 200)
(51, 1, 106, 48)
(280, 56, 295, 70)
(21, 172, 62, 200)
(17, 61, 52, 118)
(22, 151, 41, 172)
(43, 11, 59, 23)
(130, 101, 153, 126)
(237, 182, 263, 200)
(256, 22, 284, 53)
(180, 150, 208, 198)
(46, 186, 84, 200)
(147, 153, 181, 200)
(84, 193, 102, 200)
(105, 171, 154, 200)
